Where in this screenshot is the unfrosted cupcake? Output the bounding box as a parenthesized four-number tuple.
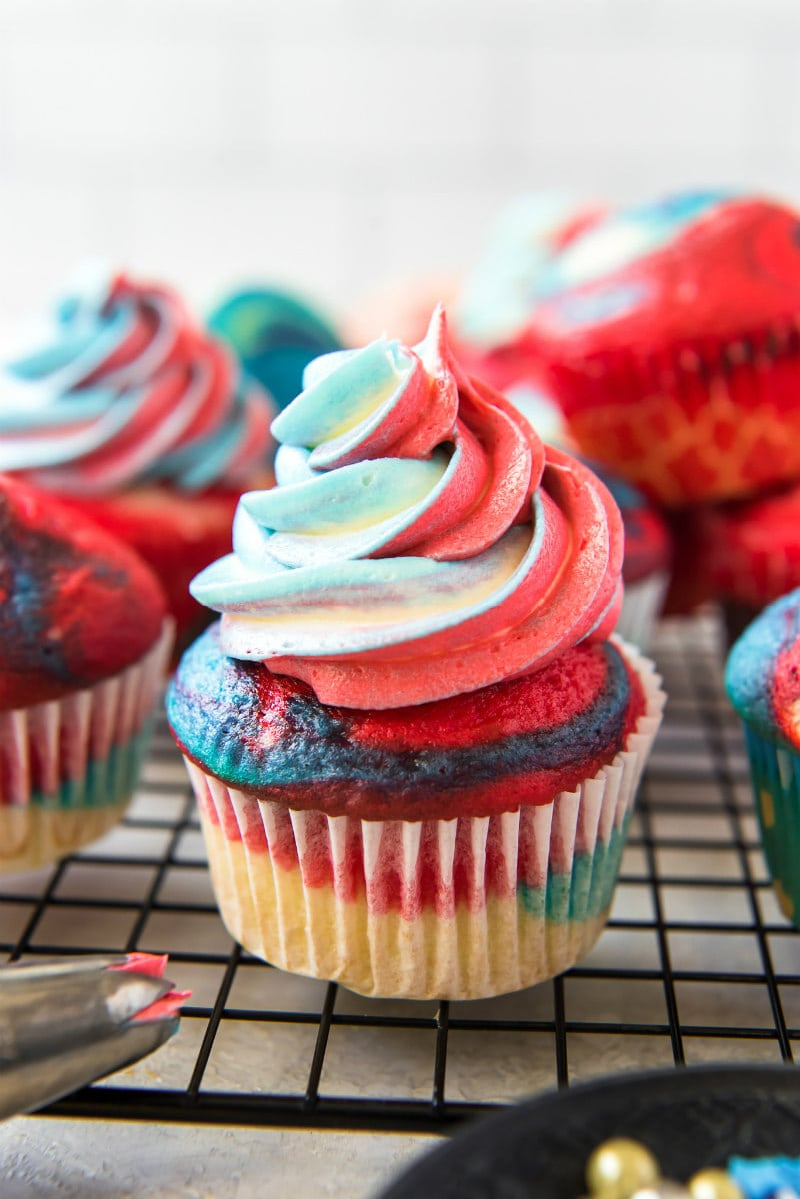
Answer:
(530, 191, 800, 507)
(726, 588, 800, 924)
(167, 309, 665, 1000)
(0, 475, 172, 873)
(0, 264, 276, 652)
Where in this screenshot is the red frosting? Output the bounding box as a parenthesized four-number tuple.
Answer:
(0, 475, 167, 710)
(531, 197, 800, 507)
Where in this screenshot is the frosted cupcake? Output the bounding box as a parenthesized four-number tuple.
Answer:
(167, 309, 665, 1000)
(208, 285, 342, 411)
(0, 476, 172, 873)
(695, 481, 800, 644)
(726, 588, 800, 924)
(0, 264, 276, 652)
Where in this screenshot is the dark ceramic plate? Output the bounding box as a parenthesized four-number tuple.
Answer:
(379, 1065, 800, 1199)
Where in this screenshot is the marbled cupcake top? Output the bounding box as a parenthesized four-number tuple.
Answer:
(168, 623, 644, 819)
(0, 475, 167, 710)
(189, 308, 625, 709)
(726, 588, 800, 751)
(0, 264, 276, 495)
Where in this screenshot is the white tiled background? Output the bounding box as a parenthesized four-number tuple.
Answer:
(2, 0, 800, 334)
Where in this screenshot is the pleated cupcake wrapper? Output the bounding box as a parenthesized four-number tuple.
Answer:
(616, 570, 670, 652)
(0, 620, 174, 873)
(569, 337, 800, 508)
(186, 639, 664, 1000)
(741, 723, 800, 927)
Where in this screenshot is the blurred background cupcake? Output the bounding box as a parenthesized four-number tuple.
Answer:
(726, 588, 800, 925)
(0, 263, 277, 655)
(694, 480, 800, 645)
(0, 475, 172, 873)
(208, 284, 343, 411)
(528, 191, 800, 509)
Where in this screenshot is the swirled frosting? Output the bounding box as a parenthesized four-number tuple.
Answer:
(0, 264, 276, 495)
(726, 588, 800, 751)
(190, 307, 625, 709)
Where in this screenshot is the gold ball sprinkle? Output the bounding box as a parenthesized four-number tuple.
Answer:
(586, 1138, 661, 1199)
(687, 1169, 744, 1199)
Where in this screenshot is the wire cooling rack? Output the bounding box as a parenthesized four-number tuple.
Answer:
(1, 609, 798, 1135)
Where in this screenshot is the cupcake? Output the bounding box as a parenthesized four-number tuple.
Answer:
(0, 475, 172, 874)
(725, 588, 800, 924)
(0, 263, 277, 652)
(167, 308, 665, 1000)
(696, 482, 800, 645)
(529, 191, 800, 508)
(208, 285, 342, 411)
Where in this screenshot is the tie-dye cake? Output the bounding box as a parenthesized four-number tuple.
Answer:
(529, 192, 800, 508)
(726, 588, 800, 926)
(0, 475, 172, 873)
(167, 309, 664, 999)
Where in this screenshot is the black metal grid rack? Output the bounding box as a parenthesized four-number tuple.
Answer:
(1, 609, 798, 1135)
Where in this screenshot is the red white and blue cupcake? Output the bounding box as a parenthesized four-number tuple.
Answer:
(0, 264, 277, 652)
(726, 587, 800, 925)
(166, 309, 664, 1000)
(0, 475, 172, 873)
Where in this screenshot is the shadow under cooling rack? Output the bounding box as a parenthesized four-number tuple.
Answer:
(1, 610, 798, 1134)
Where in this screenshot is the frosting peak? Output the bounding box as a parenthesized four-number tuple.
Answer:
(191, 308, 625, 708)
(0, 264, 276, 495)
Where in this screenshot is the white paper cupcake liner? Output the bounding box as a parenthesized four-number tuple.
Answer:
(185, 638, 665, 999)
(0, 620, 173, 874)
(616, 570, 670, 651)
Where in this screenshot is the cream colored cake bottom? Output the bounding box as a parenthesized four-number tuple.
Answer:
(0, 799, 131, 874)
(200, 815, 611, 999)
